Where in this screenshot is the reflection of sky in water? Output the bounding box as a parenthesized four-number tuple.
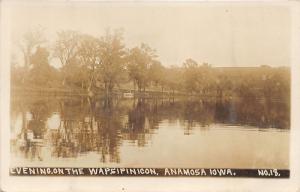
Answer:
(10, 97, 290, 169)
(119, 120, 289, 168)
(47, 113, 60, 130)
(26, 112, 32, 121)
(11, 114, 22, 139)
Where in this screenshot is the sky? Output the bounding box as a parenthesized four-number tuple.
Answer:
(7, 1, 291, 68)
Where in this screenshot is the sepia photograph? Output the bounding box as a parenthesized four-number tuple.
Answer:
(1, 0, 300, 191)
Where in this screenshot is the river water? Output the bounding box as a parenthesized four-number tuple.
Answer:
(10, 96, 289, 169)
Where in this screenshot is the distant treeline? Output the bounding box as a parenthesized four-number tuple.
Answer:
(11, 27, 290, 100)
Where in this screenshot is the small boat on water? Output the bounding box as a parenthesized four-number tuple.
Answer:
(123, 92, 134, 98)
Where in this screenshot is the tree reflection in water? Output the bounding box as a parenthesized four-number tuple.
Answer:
(10, 95, 290, 163)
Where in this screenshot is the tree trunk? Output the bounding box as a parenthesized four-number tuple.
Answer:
(138, 82, 141, 93)
(109, 81, 114, 93)
(21, 109, 27, 139)
(62, 77, 66, 86)
(105, 82, 109, 96)
(172, 89, 175, 102)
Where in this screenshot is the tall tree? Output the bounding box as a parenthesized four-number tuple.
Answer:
(61, 58, 88, 89)
(28, 46, 58, 86)
(183, 58, 200, 94)
(53, 30, 79, 85)
(148, 61, 165, 92)
(127, 43, 157, 92)
(18, 26, 45, 82)
(77, 34, 101, 92)
(183, 59, 214, 95)
(98, 29, 127, 95)
(165, 66, 182, 95)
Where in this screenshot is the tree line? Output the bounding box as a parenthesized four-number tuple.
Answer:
(11, 27, 290, 100)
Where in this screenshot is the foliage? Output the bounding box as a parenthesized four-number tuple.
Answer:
(97, 29, 127, 93)
(12, 28, 290, 101)
(27, 46, 60, 87)
(127, 43, 158, 92)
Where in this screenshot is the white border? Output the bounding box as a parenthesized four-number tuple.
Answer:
(1, 1, 300, 192)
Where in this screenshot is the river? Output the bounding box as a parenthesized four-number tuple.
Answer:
(10, 96, 289, 169)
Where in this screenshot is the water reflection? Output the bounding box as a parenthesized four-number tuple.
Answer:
(10, 96, 290, 168)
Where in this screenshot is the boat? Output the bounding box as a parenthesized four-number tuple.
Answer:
(123, 92, 134, 98)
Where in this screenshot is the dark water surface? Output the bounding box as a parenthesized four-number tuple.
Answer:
(10, 96, 289, 168)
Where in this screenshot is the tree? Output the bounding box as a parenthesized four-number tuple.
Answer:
(77, 34, 101, 91)
(11, 54, 25, 86)
(18, 26, 45, 83)
(61, 58, 88, 89)
(53, 30, 80, 85)
(28, 46, 59, 87)
(165, 66, 182, 95)
(127, 43, 157, 92)
(183, 58, 200, 94)
(148, 61, 165, 92)
(98, 29, 127, 95)
(183, 59, 215, 95)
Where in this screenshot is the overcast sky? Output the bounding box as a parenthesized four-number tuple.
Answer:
(8, 1, 291, 68)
